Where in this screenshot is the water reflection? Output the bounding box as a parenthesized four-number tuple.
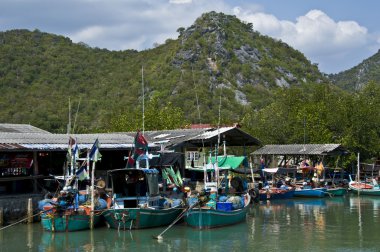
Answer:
(39, 230, 94, 251)
(3, 194, 380, 251)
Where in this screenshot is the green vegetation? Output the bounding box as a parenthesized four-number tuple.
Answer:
(1, 12, 380, 163)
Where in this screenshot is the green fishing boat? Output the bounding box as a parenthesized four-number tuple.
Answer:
(326, 187, 347, 196)
(103, 168, 184, 230)
(184, 193, 251, 229)
(39, 138, 106, 232)
(40, 210, 102, 232)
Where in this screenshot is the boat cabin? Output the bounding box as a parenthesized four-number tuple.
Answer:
(107, 168, 160, 209)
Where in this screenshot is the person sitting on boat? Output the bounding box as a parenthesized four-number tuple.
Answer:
(38, 192, 56, 210)
(276, 178, 285, 188)
(302, 181, 312, 189)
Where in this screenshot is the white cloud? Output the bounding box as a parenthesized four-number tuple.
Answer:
(237, 9, 368, 55)
(235, 8, 376, 72)
(71, 26, 105, 42)
(1, 0, 379, 73)
(169, 0, 192, 4)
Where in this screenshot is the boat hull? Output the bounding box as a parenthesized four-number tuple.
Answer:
(103, 207, 183, 230)
(349, 182, 380, 195)
(41, 213, 101, 232)
(326, 188, 347, 196)
(259, 188, 295, 201)
(294, 188, 326, 198)
(184, 194, 251, 229)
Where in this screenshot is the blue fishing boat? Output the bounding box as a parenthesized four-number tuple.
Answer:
(259, 187, 295, 201)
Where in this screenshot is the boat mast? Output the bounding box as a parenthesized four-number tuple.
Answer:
(215, 94, 222, 188)
(142, 65, 145, 136)
(357, 152, 360, 196)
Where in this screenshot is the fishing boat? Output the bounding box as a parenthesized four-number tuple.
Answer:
(39, 189, 105, 232)
(348, 153, 380, 196)
(293, 186, 327, 198)
(348, 179, 380, 196)
(102, 168, 184, 230)
(326, 187, 347, 196)
(103, 131, 185, 230)
(259, 187, 295, 201)
(184, 192, 251, 229)
(258, 168, 295, 201)
(39, 138, 107, 232)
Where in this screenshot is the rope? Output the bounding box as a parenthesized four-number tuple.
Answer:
(0, 210, 44, 231)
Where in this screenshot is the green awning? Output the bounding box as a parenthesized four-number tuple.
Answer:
(186, 155, 247, 172)
(210, 155, 247, 169)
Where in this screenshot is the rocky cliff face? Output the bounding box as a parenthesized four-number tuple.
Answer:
(172, 12, 325, 98)
(329, 49, 380, 91)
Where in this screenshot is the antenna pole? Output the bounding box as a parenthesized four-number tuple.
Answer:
(72, 97, 82, 134)
(191, 65, 202, 125)
(67, 97, 71, 135)
(142, 66, 145, 135)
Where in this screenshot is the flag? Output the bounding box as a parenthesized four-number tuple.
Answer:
(128, 131, 148, 167)
(89, 139, 102, 162)
(176, 169, 183, 186)
(72, 141, 79, 160)
(76, 165, 89, 181)
(133, 131, 148, 157)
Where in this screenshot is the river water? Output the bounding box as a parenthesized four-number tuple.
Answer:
(1, 194, 380, 252)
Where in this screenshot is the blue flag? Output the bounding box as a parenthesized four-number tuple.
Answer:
(89, 139, 102, 162)
(76, 166, 89, 181)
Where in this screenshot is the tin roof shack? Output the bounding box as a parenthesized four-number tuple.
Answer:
(128, 126, 261, 180)
(252, 144, 348, 184)
(0, 124, 156, 224)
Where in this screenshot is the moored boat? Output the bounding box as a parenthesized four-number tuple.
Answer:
(294, 187, 326, 198)
(103, 168, 184, 230)
(326, 187, 347, 196)
(39, 138, 106, 232)
(259, 187, 295, 201)
(348, 154, 380, 196)
(184, 192, 251, 229)
(348, 180, 380, 196)
(40, 204, 103, 232)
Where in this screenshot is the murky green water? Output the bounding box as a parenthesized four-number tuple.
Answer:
(1, 194, 380, 251)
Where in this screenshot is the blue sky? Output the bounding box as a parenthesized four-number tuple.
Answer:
(1, 0, 379, 74)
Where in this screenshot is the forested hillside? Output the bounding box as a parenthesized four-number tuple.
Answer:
(1, 11, 380, 163)
(0, 12, 324, 132)
(329, 49, 380, 91)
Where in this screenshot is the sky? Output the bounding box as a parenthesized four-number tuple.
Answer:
(1, 0, 379, 74)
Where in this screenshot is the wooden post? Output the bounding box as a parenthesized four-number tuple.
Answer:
(0, 207, 3, 226)
(33, 152, 39, 193)
(27, 198, 33, 224)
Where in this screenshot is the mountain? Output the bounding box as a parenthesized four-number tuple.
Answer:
(329, 49, 380, 91)
(0, 12, 327, 133)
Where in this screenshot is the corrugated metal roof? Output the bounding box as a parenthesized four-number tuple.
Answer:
(0, 124, 51, 134)
(252, 144, 345, 155)
(0, 133, 142, 150)
(0, 125, 260, 151)
(129, 127, 260, 149)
